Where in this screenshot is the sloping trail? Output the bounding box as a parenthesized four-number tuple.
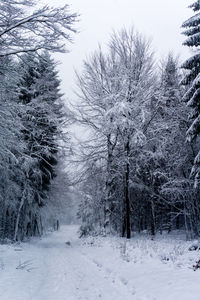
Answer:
(18, 226, 135, 300)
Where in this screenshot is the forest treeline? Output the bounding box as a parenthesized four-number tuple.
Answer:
(1, 0, 200, 242)
(0, 0, 77, 241)
(75, 2, 200, 239)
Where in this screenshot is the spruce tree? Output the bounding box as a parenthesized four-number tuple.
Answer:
(14, 52, 64, 239)
(157, 55, 194, 234)
(182, 1, 200, 188)
(18, 52, 63, 195)
(0, 57, 26, 240)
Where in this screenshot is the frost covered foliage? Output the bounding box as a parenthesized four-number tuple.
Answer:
(0, 52, 68, 241)
(0, 1, 77, 241)
(75, 29, 155, 238)
(0, 58, 27, 240)
(134, 54, 200, 238)
(182, 0, 200, 189)
(75, 29, 200, 239)
(17, 52, 63, 197)
(14, 52, 65, 239)
(0, 0, 77, 57)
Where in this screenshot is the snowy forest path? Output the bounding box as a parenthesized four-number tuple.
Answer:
(26, 225, 134, 300)
(1, 225, 200, 300)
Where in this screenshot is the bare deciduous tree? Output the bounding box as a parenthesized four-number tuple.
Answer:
(73, 28, 155, 239)
(0, 0, 78, 57)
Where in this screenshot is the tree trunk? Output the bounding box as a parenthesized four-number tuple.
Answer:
(104, 135, 113, 235)
(150, 200, 156, 236)
(121, 200, 126, 237)
(184, 204, 190, 240)
(13, 185, 26, 242)
(124, 139, 131, 239)
(167, 205, 172, 234)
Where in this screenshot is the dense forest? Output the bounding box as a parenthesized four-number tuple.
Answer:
(74, 2, 200, 239)
(0, 0, 77, 241)
(0, 0, 200, 243)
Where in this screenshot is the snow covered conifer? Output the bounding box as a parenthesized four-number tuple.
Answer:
(12, 51, 65, 239)
(18, 52, 63, 195)
(182, 1, 200, 188)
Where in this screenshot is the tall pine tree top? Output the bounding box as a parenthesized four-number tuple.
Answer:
(17, 52, 64, 204)
(182, 0, 200, 188)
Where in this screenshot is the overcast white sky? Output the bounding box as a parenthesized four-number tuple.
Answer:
(50, 0, 192, 99)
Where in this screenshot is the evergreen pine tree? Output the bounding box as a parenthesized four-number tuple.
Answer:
(18, 52, 63, 197)
(182, 1, 200, 188)
(0, 57, 27, 240)
(14, 51, 64, 239)
(157, 55, 194, 234)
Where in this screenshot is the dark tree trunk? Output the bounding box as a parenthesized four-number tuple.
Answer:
(104, 135, 113, 234)
(124, 139, 131, 239)
(122, 216, 126, 237)
(150, 201, 155, 236)
(167, 205, 172, 234)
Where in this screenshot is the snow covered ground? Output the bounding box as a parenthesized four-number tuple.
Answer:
(0, 225, 200, 300)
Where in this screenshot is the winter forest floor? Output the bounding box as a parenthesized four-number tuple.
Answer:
(0, 226, 200, 300)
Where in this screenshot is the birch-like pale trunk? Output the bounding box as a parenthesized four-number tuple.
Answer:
(13, 184, 27, 242)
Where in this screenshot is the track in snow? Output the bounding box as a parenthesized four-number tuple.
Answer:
(1, 225, 200, 300)
(24, 226, 135, 300)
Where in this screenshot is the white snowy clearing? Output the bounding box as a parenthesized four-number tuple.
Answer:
(0, 225, 200, 300)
